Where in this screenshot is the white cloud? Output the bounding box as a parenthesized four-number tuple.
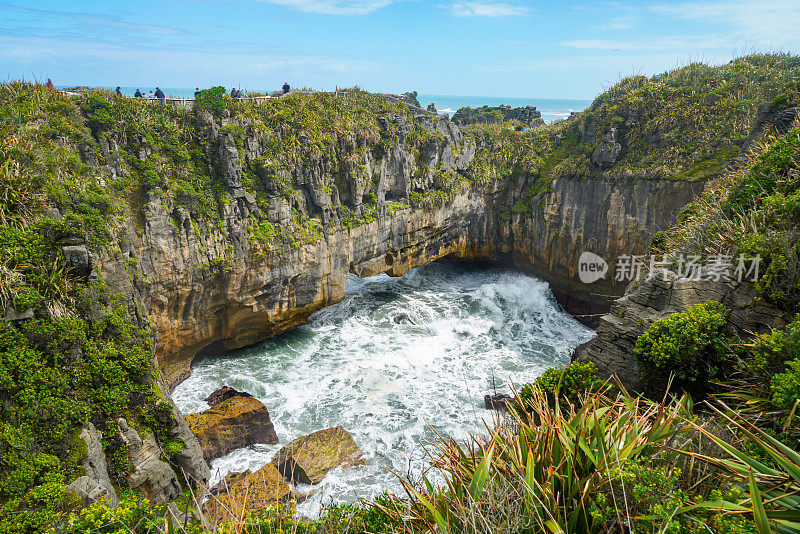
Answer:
(447, 1, 530, 17)
(561, 34, 731, 51)
(649, 0, 800, 47)
(247, 0, 396, 15)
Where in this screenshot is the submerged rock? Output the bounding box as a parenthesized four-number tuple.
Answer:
(271, 426, 365, 485)
(204, 463, 291, 524)
(392, 313, 416, 325)
(185, 395, 278, 462)
(484, 393, 513, 411)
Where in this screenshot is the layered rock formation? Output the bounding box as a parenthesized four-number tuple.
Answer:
(117, 418, 183, 504)
(496, 174, 705, 323)
(95, 106, 499, 391)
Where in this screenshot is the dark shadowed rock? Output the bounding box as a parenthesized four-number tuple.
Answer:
(185, 396, 278, 461)
(62, 242, 93, 280)
(392, 313, 416, 325)
(204, 386, 253, 407)
(484, 393, 513, 411)
(271, 426, 365, 485)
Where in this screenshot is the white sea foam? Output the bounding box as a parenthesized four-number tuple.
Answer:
(172, 262, 594, 516)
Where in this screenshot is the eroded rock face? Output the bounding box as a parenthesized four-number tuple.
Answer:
(117, 418, 182, 504)
(65, 423, 118, 508)
(95, 108, 492, 392)
(204, 463, 291, 524)
(162, 403, 210, 486)
(591, 128, 622, 168)
(271, 426, 365, 485)
(574, 269, 786, 391)
(185, 396, 278, 461)
(502, 174, 703, 323)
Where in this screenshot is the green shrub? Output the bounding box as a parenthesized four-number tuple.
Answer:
(321, 493, 404, 533)
(80, 92, 114, 134)
(518, 361, 601, 410)
(770, 358, 800, 415)
(634, 301, 731, 396)
(751, 314, 800, 376)
(194, 86, 227, 117)
(67, 491, 166, 534)
(0, 280, 158, 532)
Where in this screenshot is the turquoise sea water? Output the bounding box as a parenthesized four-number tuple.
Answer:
(66, 86, 589, 124)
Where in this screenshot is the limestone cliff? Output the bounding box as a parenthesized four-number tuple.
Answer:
(90, 101, 499, 391)
(500, 174, 704, 322)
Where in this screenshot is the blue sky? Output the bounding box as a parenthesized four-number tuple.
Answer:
(2, 0, 799, 99)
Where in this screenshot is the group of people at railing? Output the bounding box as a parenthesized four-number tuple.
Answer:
(44, 78, 294, 104)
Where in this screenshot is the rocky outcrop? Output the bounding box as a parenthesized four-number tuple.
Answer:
(204, 463, 291, 524)
(574, 269, 786, 391)
(591, 128, 622, 168)
(95, 106, 490, 392)
(453, 105, 545, 128)
(65, 423, 118, 508)
(60, 236, 93, 280)
(117, 418, 182, 504)
(162, 403, 210, 486)
(184, 395, 278, 461)
(204, 386, 253, 407)
(271, 426, 365, 485)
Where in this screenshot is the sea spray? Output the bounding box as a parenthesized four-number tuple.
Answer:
(172, 261, 594, 515)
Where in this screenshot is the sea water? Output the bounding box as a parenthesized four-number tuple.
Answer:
(172, 261, 594, 516)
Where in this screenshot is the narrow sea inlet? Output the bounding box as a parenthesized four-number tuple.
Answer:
(172, 261, 594, 515)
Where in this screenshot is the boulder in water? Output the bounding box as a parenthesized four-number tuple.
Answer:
(271, 426, 365, 484)
(185, 395, 278, 462)
(204, 385, 253, 407)
(204, 463, 291, 524)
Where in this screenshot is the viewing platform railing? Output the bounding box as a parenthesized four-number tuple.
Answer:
(59, 90, 278, 107)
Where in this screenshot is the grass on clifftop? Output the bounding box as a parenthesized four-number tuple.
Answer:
(466, 54, 800, 194)
(661, 124, 800, 313)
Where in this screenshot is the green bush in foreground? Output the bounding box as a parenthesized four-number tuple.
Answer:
(771, 358, 800, 415)
(635, 301, 731, 397)
(517, 361, 601, 411)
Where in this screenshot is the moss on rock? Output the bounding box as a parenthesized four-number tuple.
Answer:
(184, 396, 278, 462)
(271, 426, 365, 485)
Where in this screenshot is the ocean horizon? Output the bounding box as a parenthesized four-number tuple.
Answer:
(59, 85, 590, 124)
